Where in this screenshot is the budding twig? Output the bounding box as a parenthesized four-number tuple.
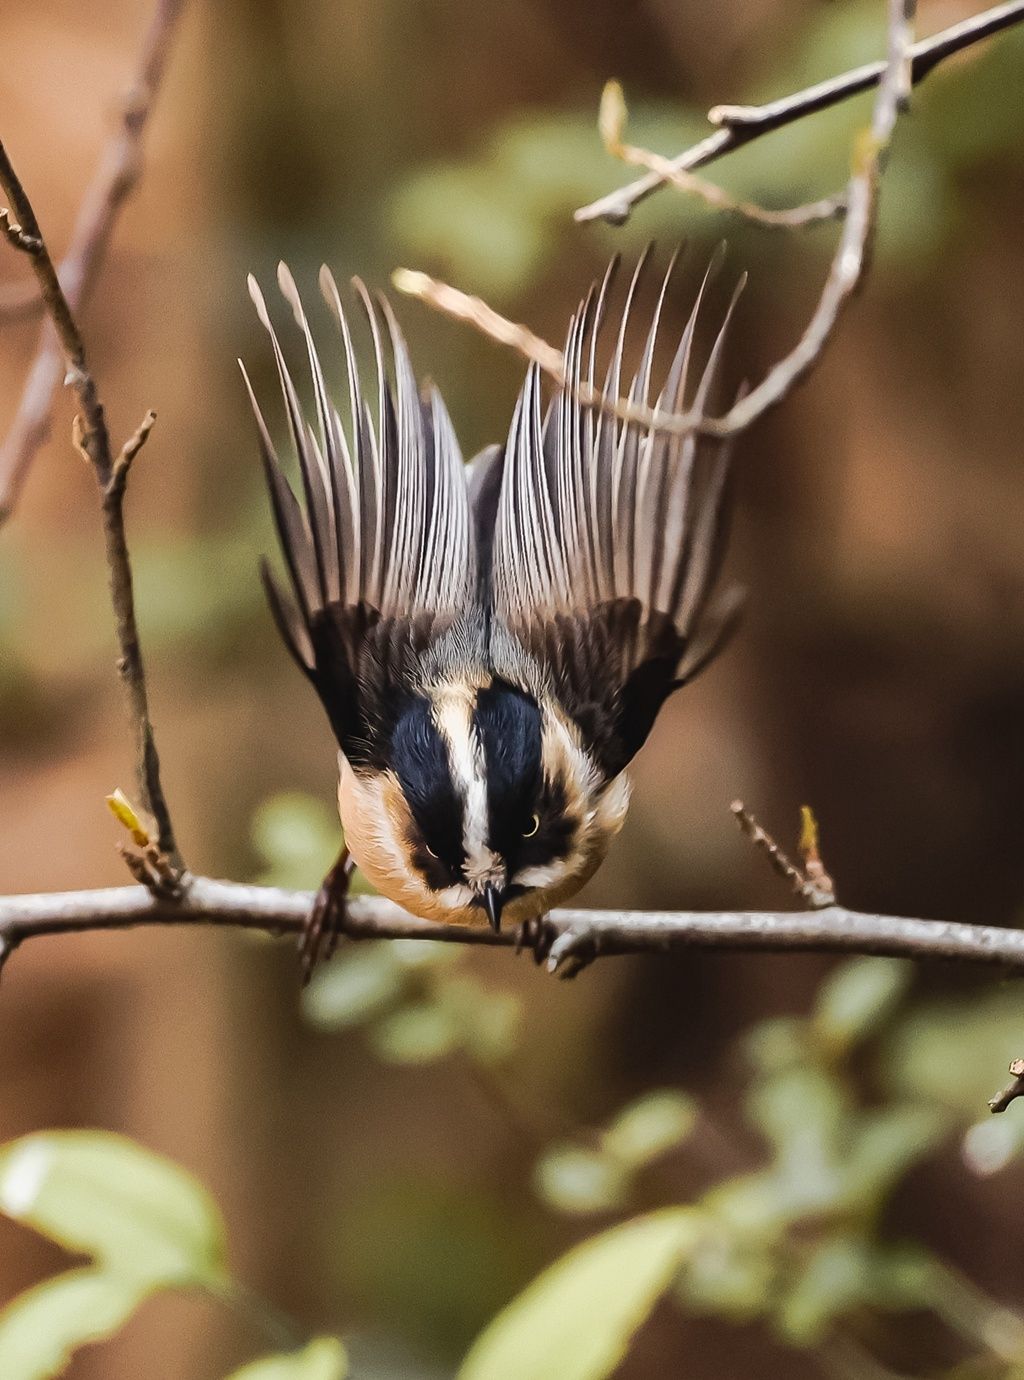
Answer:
(0, 143, 183, 879)
(576, 1, 1024, 227)
(988, 1060, 1024, 1115)
(598, 80, 846, 232)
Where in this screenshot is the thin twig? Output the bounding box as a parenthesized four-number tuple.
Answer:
(598, 81, 846, 232)
(576, 1, 1024, 226)
(391, 270, 564, 374)
(0, 0, 186, 522)
(0, 160, 182, 874)
(399, 0, 920, 443)
(709, 0, 916, 436)
(988, 1059, 1024, 1114)
(391, 266, 713, 436)
(731, 800, 835, 909)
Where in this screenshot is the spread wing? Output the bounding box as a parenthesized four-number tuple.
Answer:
(243, 264, 478, 767)
(488, 250, 743, 781)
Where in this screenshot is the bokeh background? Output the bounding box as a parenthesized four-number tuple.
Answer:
(1, 0, 1024, 1376)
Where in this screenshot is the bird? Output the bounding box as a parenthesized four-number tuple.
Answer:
(243, 249, 743, 981)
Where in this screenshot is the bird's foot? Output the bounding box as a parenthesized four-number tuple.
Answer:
(515, 915, 597, 980)
(300, 847, 354, 986)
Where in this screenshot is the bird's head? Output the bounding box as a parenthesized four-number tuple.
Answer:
(338, 678, 631, 929)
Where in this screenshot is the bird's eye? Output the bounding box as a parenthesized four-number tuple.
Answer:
(523, 814, 540, 838)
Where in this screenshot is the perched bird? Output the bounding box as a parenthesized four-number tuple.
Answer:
(244, 251, 742, 979)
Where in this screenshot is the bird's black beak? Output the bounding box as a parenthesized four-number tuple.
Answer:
(482, 882, 503, 932)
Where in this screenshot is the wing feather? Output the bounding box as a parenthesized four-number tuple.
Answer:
(489, 251, 743, 780)
(246, 265, 478, 765)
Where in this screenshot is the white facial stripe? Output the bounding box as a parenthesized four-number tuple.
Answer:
(513, 861, 568, 890)
(431, 689, 501, 886)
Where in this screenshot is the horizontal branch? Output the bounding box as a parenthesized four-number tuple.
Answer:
(3, 877, 1024, 979)
(576, 0, 1024, 226)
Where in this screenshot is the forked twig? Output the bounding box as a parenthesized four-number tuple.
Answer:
(0, 0, 186, 522)
(0, 143, 183, 879)
(576, 1, 1024, 227)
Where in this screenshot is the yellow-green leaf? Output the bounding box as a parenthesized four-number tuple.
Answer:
(0, 1132, 227, 1287)
(223, 1337, 348, 1380)
(533, 1146, 628, 1215)
(0, 1269, 148, 1380)
(458, 1209, 702, 1380)
(602, 1091, 697, 1167)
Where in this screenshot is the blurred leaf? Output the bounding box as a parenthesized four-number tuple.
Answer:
(224, 1338, 348, 1380)
(777, 1238, 873, 1346)
(371, 1002, 461, 1064)
(390, 107, 708, 296)
(0, 1132, 227, 1288)
(963, 1115, 1024, 1178)
(533, 1147, 628, 1216)
(743, 1017, 810, 1073)
(458, 1209, 702, 1380)
(252, 793, 339, 889)
(602, 1090, 697, 1168)
(863, 1244, 938, 1312)
(131, 523, 266, 651)
(746, 1068, 844, 1210)
(303, 945, 404, 1031)
(813, 958, 912, 1054)
(842, 1106, 945, 1210)
(437, 977, 524, 1065)
(390, 939, 461, 969)
(680, 1234, 777, 1323)
(703, 1172, 793, 1238)
(0, 1269, 148, 1380)
(883, 988, 1024, 1118)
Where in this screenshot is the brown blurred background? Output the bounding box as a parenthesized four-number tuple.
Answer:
(1, 0, 1023, 1376)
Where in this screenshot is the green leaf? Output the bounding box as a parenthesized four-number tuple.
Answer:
(533, 1147, 628, 1216)
(680, 1234, 776, 1323)
(436, 976, 523, 1065)
(458, 1209, 701, 1380)
(745, 1068, 844, 1212)
(302, 945, 404, 1030)
(813, 958, 912, 1053)
(602, 1091, 697, 1168)
(223, 1337, 348, 1380)
(777, 1239, 873, 1346)
(883, 988, 1024, 1117)
(0, 1269, 149, 1380)
(743, 1017, 809, 1074)
(370, 1002, 461, 1064)
(252, 793, 339, 889)
(0, 1132, 227, 1287)
(841, 1106, 944, 1210)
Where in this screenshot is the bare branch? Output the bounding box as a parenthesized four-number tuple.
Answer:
(576, 1, 1024, 227)
(399, 0, 924, 444)
(2, 879, 1024, 981)
(0, 156, 182, 876)
(598, 81, 846, 232)
(731, 800, 836, 909)
(989, 1060, 1024, 1114)
(706, 0, 916, 437)
(0, 0, 186, 522)
(391, 270, 564, 375)
(391, 266, 720, 437)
